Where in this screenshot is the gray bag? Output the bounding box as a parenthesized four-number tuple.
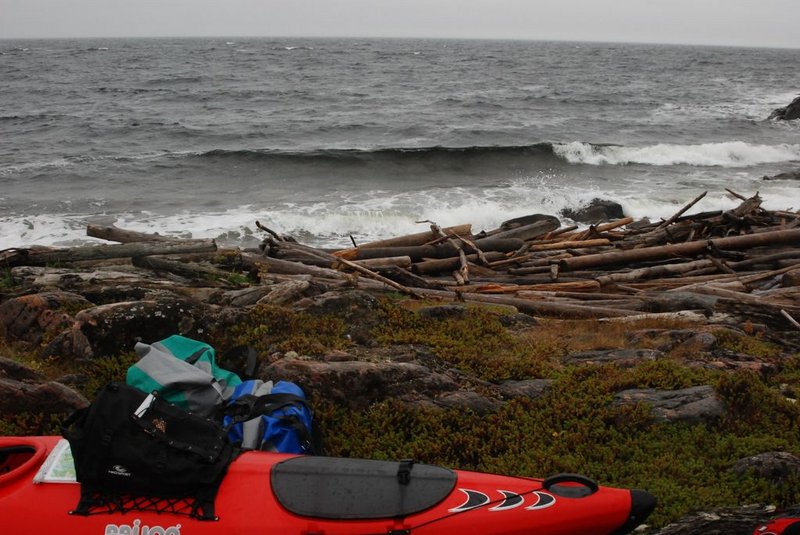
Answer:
(126, 335, 242, 417)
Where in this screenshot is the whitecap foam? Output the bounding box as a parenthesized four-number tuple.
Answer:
(0, 158, 75, 176)
(3, 174, 797, 250)
(252, 177, 613, 247)
(553, 141, 800, 167)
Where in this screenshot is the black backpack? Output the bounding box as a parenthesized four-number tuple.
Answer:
(62, 382, 237, 520)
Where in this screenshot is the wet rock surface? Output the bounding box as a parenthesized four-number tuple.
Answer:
(262, 357, 460, 409)
(732, 452, 800, 483)
(650, 504, 776, 535)
(562, 348, 662, 367)
(613, 385, 725, 424)
(561, 198, 626, 223)
(0, 377, 88, 415)
(768, 95, 800, 121)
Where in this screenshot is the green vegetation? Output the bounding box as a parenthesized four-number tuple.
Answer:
(0, 268, 15, 289)
(219, 303, 348, 356)
(2, 296, 799, 528)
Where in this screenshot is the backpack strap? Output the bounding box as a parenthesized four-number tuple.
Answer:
(223, 393, 324, 454)
(223, 393, 309, 427)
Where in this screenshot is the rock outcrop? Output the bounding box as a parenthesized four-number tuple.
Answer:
(763, 169, 800, 181)
(560, 198, 626, 223)
(262, 357, 460, 409)
(732, 451, 800, 484)
(768, 95, 800, 121)
(613, 385, 725, 424)
(652, 504, 775, 535)
(0, 377, 88, 415)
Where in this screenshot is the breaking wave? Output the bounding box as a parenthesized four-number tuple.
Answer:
(553, 141, 800, 167)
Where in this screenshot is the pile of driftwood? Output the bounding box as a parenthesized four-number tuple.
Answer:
(2, 190, 799, 329)
(257, 191, 800, 327)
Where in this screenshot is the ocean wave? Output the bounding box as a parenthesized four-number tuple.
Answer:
(196, 144, 558, 164)
(7, 140, 799, 179)
(552, 141, 800, 167)
(195, 141, 800, 169)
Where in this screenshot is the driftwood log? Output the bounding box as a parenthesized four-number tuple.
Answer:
(1, 239, 217, 267)
(559, 229, 800, 271)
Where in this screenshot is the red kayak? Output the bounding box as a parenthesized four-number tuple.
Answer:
(753, 512, 800, 535)
(1, 436, 655, 535)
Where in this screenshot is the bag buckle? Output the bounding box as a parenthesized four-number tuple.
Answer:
(133, 393, 156, 418)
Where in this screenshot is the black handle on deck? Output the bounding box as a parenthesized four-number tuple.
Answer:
(543, 473, 599, 495)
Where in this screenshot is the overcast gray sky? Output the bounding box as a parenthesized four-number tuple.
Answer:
(1, 0, 799, 48)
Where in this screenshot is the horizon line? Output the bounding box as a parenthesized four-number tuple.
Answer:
(1, 34, 799, 51)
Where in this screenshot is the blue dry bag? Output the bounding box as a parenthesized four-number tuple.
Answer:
(223, 379, 319, 455)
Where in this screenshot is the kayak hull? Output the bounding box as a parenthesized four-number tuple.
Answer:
(754, 516, 800, 535)
(1, 436, 654, 535)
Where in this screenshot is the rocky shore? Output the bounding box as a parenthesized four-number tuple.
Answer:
(2, 190, 799, 533)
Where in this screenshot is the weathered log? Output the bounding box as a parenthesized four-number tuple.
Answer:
(411, 288, 640, 319)
(412, 252, 507, 275)
(354, 256, 413, 270)
(677, 284, 800, 315)
(553, 218, 632, 242)
(756, 287, 800, 308)
(594, 217, 634, 233)
(542, 225, 579, 239)
(528, 238, 610, 252)
(471, 274, 597, 286)
(465, 262, 498, 277)
(448, 232, 490, 265)
(655, 191, 707, 230)
(485, 254, 535, 270)
(267, 239, 338, 263)
(599, 311, 721, 324)
(595, 259, 716, 286)
(730, 251, 800, 271)
(269, 249, 334, 266)
(559, 228, 800, 272)
(507, 265, 553, 275)
(264, 239, 424, 297)
(334, 238, 524, 262)
(332, 255, 424, 298)
(336, 224, 472, 253)
(86, 224, 172, 243)
(373, 266, 448, 290)
(474, 280, 602, 293)
(738, 264, 800, 286)
(455, 249, 469, 285)
(621, 220, 705, 249)
(715, 300, 800, 329)
(1, 239, 218, 267)
(513, 290, 640, 301)
(781, 310, 800, 330)
(728, 193, 762, 218)
(242, 252, 349, 279)
(9, 266, 171, 288)
(131, 255, 239, 284)
(484, 218, 560, 242)
(659, 278, 746, 293)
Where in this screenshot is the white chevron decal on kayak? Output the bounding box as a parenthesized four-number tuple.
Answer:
(448, 489, 490, 512)
(525, 491, 556, 510)
(489, 490, 525, 511)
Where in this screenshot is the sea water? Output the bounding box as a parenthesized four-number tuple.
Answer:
(1, 38, 798, 248)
